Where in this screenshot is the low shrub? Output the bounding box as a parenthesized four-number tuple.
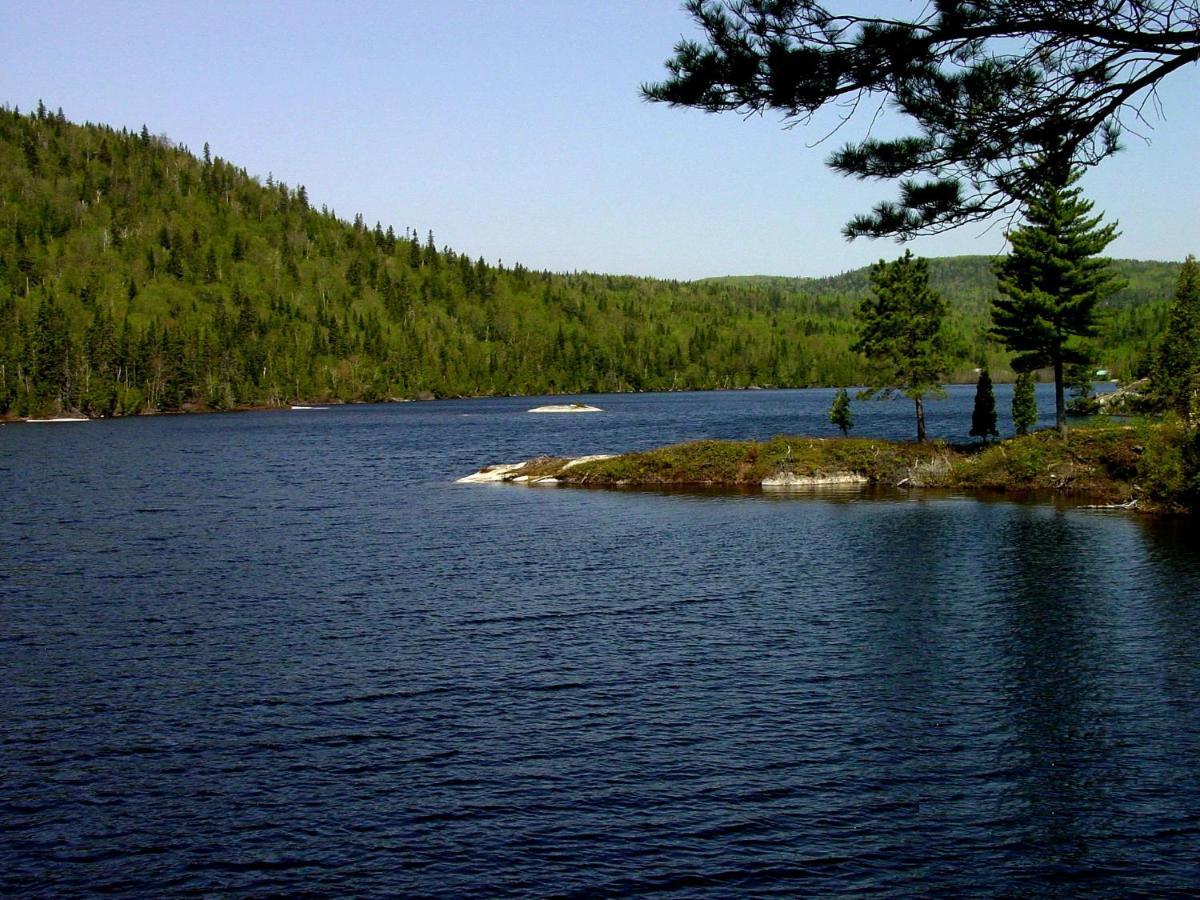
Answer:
(1136, 418, 1190, 501)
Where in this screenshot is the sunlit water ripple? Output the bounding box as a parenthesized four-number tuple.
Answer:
(3, 387, 1199, 896)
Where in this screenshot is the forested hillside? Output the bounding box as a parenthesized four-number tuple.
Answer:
(714, 256, 1181, 382)
(0, 106, 1183, 417)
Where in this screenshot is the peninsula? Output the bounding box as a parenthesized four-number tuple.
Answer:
(458, 425, 1199, 513)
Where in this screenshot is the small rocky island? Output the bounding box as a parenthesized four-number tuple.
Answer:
(459, 427, 1197, 512)
(527, 403, 603, 413)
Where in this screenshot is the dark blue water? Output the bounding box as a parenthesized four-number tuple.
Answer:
(4, 387, 1199, 897)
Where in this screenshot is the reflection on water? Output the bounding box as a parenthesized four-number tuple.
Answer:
(995, 511, 1116, 881)
(1138, 514, 1200, 564)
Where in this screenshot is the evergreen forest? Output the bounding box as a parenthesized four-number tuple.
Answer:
(0, 106, 1184, 418)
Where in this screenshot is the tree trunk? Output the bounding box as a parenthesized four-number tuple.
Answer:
(1054, 357, 1067, 436)
(914, 394, 926, 443)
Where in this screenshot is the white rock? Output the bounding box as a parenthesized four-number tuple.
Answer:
(527, 404, 602, 413)
(560, 454, 616, 470)
(455, 463, 528, 484)
(456, 454, 614, 485)
(761, 472, 869, 488)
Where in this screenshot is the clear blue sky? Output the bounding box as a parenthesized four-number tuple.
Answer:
(5, 1, 1198, 280)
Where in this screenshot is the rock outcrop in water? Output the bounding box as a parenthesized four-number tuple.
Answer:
(1096, 377, 1151, 415)
(527, 404, 603, 414)
(456, 455, 617, 484)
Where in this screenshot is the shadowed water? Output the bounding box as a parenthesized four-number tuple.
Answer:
(3, 388, 1198, 896)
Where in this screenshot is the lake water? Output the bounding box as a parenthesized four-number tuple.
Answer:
(4, 386, 1199, 896)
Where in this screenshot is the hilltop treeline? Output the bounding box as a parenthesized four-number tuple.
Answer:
(0, 105, 1182, 417)
(713, 256, 1180, 381)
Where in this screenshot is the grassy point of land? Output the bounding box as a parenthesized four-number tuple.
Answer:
(495, 422, 1198, 513)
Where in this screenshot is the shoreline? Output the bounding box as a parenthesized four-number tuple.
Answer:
(458, 428, 1198, 515)
(0, 381, 1072, 423)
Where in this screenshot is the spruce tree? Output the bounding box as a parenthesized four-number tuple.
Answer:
(852, 250, 950, 442)
(1151, 255, 1200, 423)
(203, 246, 219, 283)
(992, 168, 1122, 435)
(1065, 361, 1098, 415)
(32, 296, 71, 411)
(1012, 370, 1038, 436)
(829, 387, 853, 436)
(970, 369, 998, 442)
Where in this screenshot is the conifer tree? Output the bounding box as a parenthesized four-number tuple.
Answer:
(1012, 370, 1038, 436)
(852, 250, 950, 442)
(425, 230, 439, 268)
(970, 368, 998, 442)
(203, 246, 219, 283)
(992, 168, 1122, 435)
(829, 386, 852, 436)
(645, 2, 1200, 238)
(1151, 255, 1200, 423)
(1065, 361, 1099, 415)
(32, 296, 71, 412)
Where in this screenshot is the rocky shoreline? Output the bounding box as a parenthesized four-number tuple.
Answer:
(458, 427, 1198, 514)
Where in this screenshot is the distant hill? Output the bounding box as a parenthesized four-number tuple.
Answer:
(709, 255, 1182, 381)
(0, 105, 1185, 418)
(711, 255, 1180, 312)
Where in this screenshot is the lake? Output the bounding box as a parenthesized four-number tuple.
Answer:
(4, 386, 1199, 896)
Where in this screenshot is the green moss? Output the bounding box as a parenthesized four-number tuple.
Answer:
(509, 456, 573, 479)
(552, 425, 1197, 511)
(949, 425, 1151, 500)
(566, 439, 764, 484)
(563, 435, 950, 486)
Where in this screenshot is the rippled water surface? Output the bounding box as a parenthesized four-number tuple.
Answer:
(4, 388, 1200, 896)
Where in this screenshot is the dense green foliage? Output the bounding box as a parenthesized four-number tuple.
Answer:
(970, 370, 998, 442)
(1151, 256, 1200, 423)
(992, 169, 1123, 433)
(711, 257, 1180, 383)
(853, 251, 951, 442)
(1065, 361, 1100, 415)
(0, 106, 1185, 418)
(0, 106, 878, 416)
(1011, 371, 1038, 436)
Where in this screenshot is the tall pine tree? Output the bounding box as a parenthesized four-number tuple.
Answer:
(970, 368, 998, 442)
(1012, 370, 1038, 436)
(852, 250, 950, 442)
(992, 167, 1122, 435)
(829, 387, 853, 436)
(32, 296, 71, 413)
(1151, 255, 1200, 424)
